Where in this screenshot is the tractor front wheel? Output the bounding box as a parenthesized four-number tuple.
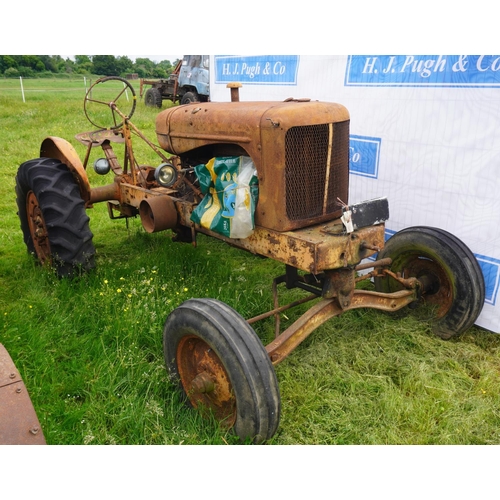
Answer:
(180, 91, 199, 105)
(163, 298, 281, 443)
(374, 226, 485, 339)
(15, 158, 96, 278)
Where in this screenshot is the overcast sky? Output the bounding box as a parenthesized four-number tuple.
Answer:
(2, 4, 493, 58)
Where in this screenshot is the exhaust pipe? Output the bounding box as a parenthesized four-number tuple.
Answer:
(227, 82, 242, 102)
(139, 196, 178, 233)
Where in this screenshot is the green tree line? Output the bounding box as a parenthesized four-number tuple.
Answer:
(0, 55, 179, 78)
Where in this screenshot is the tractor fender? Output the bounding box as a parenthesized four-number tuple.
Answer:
(40, 136, 91, 203)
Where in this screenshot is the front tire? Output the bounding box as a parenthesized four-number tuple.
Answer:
(374, 226, 485, 339)
(163, 298, 280, 443)
(180, 91, 199, 105)
(15, 158, 96, 278)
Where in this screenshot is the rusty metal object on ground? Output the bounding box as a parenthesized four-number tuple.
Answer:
(0, 344, 46, 445)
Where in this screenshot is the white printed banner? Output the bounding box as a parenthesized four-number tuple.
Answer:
(210, 55, 500, 333)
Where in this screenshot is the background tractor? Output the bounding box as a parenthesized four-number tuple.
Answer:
(15, 77, 485, 443)
(140, 55, 209, 107)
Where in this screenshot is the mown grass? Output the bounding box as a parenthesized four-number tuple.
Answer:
(1, 78, 500, 445)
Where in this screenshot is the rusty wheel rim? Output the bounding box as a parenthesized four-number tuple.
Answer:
(26, 191, 51, 265)
(400, 255, 453, 319)
(176, 335, 236, 428)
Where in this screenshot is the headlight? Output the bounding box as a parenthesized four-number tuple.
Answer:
(154, 163, 177, 187)
(93, 158, 110, 175)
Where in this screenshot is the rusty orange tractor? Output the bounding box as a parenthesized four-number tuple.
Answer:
(15, 77, 485, 443)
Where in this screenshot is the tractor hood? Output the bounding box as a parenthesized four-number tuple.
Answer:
(155, 99, 351, 232)
(155, 100, 350, 159)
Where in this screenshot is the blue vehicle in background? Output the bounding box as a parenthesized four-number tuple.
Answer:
(140, 55, 210, 107)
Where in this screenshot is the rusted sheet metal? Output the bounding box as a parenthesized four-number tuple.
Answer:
(156, 100, 350, 232)
(266, 289, 417, 365)
(196, 222, 386, 274)
(0, 344, 46, 445)
(75, 129, 125, 147)
(40, 136, 91, 202)
(156, 100, 349, 159)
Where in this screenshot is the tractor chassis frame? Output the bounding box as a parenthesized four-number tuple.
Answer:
(248, 262, 419, 366)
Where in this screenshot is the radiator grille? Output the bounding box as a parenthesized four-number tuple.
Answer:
(285, 121, 349, 221)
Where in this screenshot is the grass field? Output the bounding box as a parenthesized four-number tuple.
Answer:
(2, 77, 500, 446)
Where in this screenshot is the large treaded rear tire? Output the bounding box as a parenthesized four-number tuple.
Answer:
(15, 158, 96, 278)
(375, 226, 485, 339)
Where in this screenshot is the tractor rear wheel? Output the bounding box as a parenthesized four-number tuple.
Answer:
(144, 87, 162, 108)
(163, 298, 280, 443)
(374, 226, 485, 339)
(15, 158, 95, 278)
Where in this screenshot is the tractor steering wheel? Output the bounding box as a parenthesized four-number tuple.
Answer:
(84, 76, 137, 130)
